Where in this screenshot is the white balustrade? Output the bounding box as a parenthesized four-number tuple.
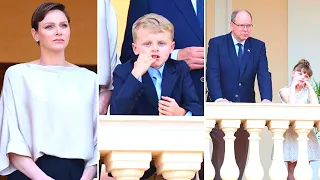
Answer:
(206, 103, 320, 180)
(99, 116, 204, 180)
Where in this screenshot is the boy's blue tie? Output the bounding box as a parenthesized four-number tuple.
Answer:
(152, 73, 162, 100)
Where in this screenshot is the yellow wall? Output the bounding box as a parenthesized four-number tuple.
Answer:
(110, 0, 130, 56)
(232, 0, 288, 103)
(0, 0, 97, 65)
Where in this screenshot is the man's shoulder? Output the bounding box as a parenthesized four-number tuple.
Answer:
(247, 36, 265, 45)
(208, 34, 265, 45)
(210, 33, 229, 41)
(208, 33, 230, 46)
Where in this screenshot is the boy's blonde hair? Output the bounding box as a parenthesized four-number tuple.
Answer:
(132, 13, 174, 42)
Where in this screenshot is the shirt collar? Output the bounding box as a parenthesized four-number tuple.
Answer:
(231, 33, 246, 47)
(147, 64, 165, 78)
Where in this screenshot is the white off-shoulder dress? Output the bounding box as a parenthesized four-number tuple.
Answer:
(279, 86, 320, 162)
(0, 63, 98, 175)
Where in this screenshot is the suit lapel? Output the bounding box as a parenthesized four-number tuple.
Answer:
(240, 38, 252, 77)
(227, 33, 239, 70)
(172, 0, 204, 44)
(161, 61, 178, 98)
(142, 73, 159, 109)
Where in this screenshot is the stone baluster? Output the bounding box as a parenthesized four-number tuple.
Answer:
(243, 120, 266, 180)
(315, 121, 320, 180)
(292, 120, 314, 180)
(104, 151, 152, 180)
(219, 120, 241, 180)
(205, 120, 216, 180)
(267, 120, 289, 180)
(155, 152, 203, 180)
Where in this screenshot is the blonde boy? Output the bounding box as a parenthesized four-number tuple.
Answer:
(111, 13, 202, 116)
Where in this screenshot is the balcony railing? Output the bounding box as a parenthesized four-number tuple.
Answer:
(205, 103, 320, 180)
(99, 115, 204, 180)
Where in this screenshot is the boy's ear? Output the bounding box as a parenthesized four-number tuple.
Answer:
(132, 43, 139, 55)
(170, 41, 175, 53)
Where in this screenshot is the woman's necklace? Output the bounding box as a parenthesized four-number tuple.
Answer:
(38, 59, 68, 66)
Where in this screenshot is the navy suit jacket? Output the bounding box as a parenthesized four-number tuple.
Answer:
(110, 58, 203, 116)
(120, 0, 204, 106)
(206, 33, 272, 103)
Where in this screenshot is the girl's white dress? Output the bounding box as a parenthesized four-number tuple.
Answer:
(279, 86, 320, 161)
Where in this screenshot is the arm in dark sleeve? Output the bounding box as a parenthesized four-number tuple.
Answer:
(257, 43, 273, 101)
(120, 0, 149, 63)
(110, 65, 144, 114)
(206, 38, 223, 101)
(180, 62, 203, 116)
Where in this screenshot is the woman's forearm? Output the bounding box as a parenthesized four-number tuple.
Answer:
(9, 153, 52, 180)
(81, 165, 97, 180)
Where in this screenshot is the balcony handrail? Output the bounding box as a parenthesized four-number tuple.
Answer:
(99, 115, 204, 123)
(99, 115, 204, 152)
(206, 103, 320, 122)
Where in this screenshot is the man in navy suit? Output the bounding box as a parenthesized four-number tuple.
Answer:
(206, 10, 272, 180)
(120, 0, 205, 108)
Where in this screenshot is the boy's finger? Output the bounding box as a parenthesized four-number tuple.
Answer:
(159, 100, 171, 107)
(159, 103, 170, 111)
(161, 96, 173, 102)
(158, 107, 169, 115)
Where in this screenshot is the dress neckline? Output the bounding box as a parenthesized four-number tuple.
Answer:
(24, 63, 83, 71)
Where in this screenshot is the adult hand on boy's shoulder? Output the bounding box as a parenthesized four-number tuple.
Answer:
(177, 46, 204, 70)
(158, 96, 187, 116)
(131, 53, 156, 79)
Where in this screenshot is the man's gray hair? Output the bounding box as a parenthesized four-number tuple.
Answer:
(231, 9, 252, 22)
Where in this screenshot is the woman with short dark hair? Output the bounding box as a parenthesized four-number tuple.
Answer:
(0, 2, 97, 180)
